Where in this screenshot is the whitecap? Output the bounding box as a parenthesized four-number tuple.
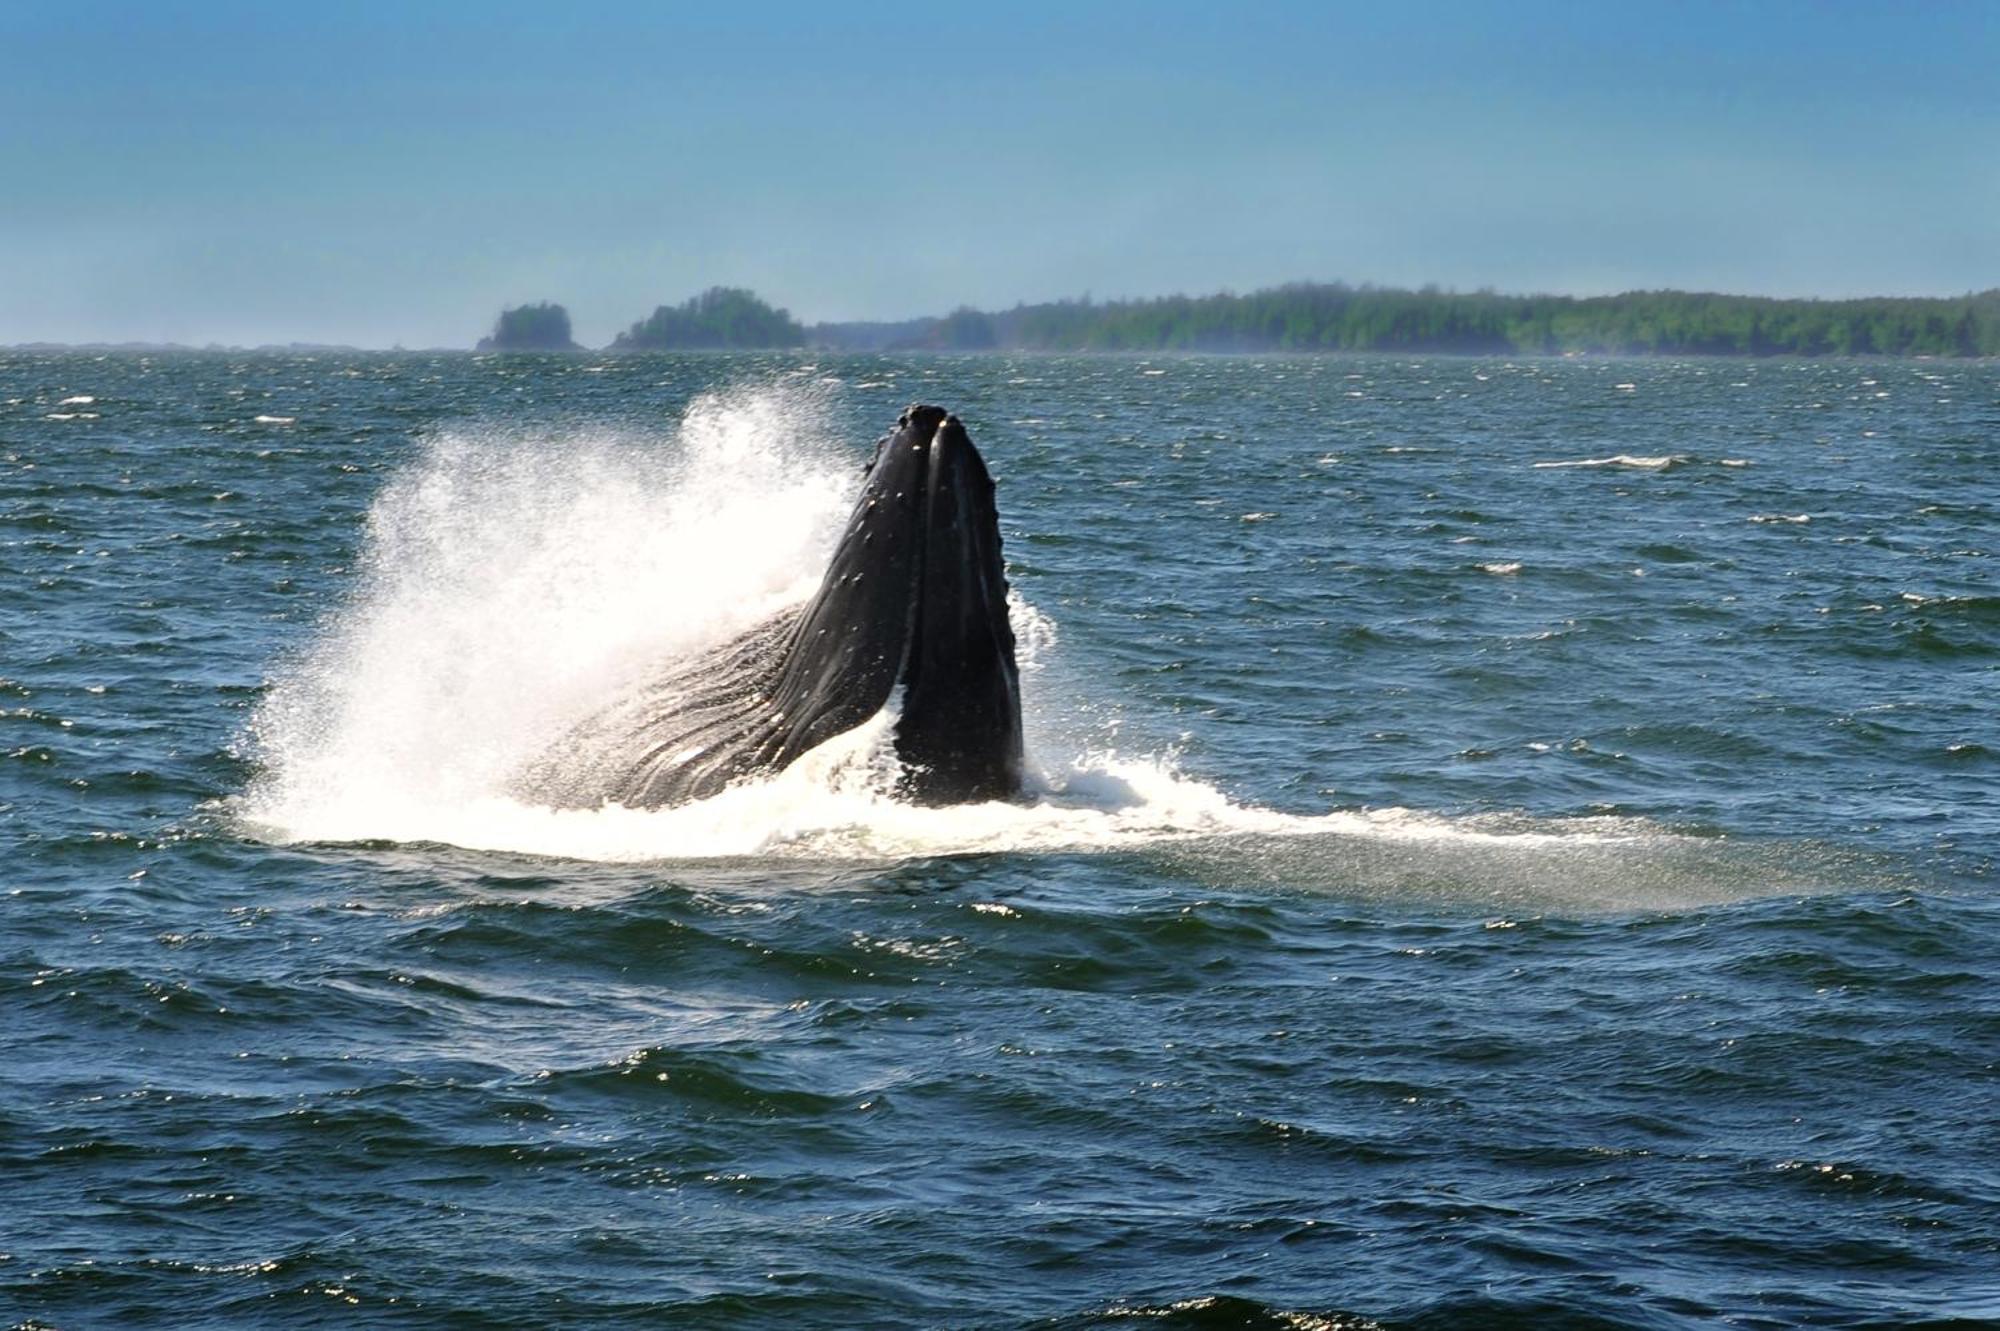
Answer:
(1532, 455, 1683, 470)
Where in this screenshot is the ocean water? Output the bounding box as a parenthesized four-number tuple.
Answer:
(3, 351, 1995, 1330)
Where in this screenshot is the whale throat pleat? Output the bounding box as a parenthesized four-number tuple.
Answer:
(521, 607, 809, 809)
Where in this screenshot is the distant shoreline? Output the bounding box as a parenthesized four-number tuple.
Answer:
(6, 344, 1993, 362)
(20, 279, 2000, 359)
(808, 284, 2000, 359)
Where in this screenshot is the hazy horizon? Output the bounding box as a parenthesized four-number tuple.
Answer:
(6, 1, 1995, 348)
(16, 276, 2000, 354)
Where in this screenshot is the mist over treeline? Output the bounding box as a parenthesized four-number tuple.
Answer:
(479, 283, 2000, 357)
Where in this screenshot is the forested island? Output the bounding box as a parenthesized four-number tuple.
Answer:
(815, 284, 2000, 357)
(477, 302, 579, 351)
(467, 283, 2000, 357)
(610, 287, 806, 350)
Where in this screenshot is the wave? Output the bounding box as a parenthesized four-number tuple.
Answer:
(1531, 454, 1687, 471)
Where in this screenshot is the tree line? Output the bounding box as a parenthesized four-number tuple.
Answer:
(933, 284, 2000, 356)
(481, 284, 2000, 356)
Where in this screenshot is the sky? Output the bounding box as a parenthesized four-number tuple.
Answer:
(3, 1, 1995, 347)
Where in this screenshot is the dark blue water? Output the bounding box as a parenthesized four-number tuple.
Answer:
(4, 352, 1996, 1329)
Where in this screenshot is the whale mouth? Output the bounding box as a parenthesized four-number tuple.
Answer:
(796, 403, 1022, 802)
(888, 408, 1023, 802)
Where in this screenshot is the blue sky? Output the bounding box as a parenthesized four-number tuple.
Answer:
(4, 1, 1995, 346)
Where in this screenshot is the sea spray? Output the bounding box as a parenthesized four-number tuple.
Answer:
(243, 383, 857, 842)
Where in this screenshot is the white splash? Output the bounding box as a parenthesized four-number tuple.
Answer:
(1532, 454, 1684, 470)
(241, 382, 854, 849)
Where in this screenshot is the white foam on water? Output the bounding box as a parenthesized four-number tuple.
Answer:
(242, 682, 1688, 870)
(233, 383, 1876, 908)
(1532, 454, 1685, 470)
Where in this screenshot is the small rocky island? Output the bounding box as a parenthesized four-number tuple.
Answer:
(477, 302, 580, 351)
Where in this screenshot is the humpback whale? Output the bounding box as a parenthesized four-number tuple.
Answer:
(525, 405, 1024, 808)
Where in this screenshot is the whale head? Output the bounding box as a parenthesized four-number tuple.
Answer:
(524, 405, 1025, 810)
(773, 404, 1024, 803)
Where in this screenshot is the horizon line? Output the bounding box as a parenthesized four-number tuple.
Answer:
(10, 278, 2000, 354)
